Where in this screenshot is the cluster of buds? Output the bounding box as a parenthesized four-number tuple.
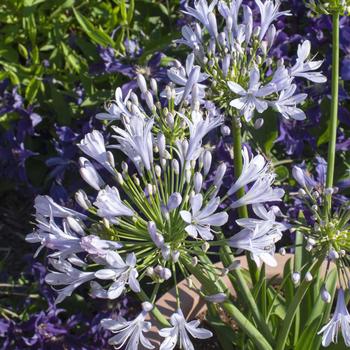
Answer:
(293, 164, 350, 290)
(306, 0, 350, 15)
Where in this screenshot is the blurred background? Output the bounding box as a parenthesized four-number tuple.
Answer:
(0, 0, 350, 349)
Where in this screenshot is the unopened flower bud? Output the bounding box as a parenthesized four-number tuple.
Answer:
(107, 151, 115, 168)
(67, 217, 85, 235)
(142, 301, 153, 312)
(130, 92, 139, 105)
(279, 247, 286, 256)
(146, 267, 154, 277)
(203, 150, 212, 176)
(172, 159, 180, 175)
(137, 74, 147, 94)
(298, 188, 306, 197)
(145, 91, 154, 110)
(150, 78, 158, 94)
(160, 267, 172, 280)
(329, 249, 339, 261)
(292, 272, 301, 285)
(202, 242, 210, 252)
(321, 286, 331, 303)
(155, 165, 162, 178)
(116, 172, 124, 185)
(325, 187, 334, 195)
(194, 172, 203, 193)
(293, 166, 306, 188)
(167, 192, 182, 211)
(75, 190, 91, 210)
(254, 118, 264, 129)
(205, 293, 227, 303)
(121, 161, 128, 173)
(305, 272, 313, 282)
(145, 184, 153, 197)
(220, 125, 231, 136)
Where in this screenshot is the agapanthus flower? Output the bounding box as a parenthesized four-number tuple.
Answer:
(27, 73, 285, 348)
(180, 194, 228, 240)
(256, 0, 291, 40)
(173, 0, 326, 124)
(164, 54, 209, 105)
(290, 40, 327, 83)
(229, 222, 282, 266)
(318, 289, 350, 347)
(94, 251, 141, 299)
(159, 308, 212, 350)
(101, 302, 154, 349)
(228, 66, 276, 121)
(45, 259, 96, 304)
(94, 185, 134, 220)
(96, 87, 132, 121)
(78, 130, 115, 174)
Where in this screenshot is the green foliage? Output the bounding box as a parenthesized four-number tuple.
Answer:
(0, 0, 181, 190)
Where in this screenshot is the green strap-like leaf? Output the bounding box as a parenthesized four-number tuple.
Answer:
(73, 8, 114, 48)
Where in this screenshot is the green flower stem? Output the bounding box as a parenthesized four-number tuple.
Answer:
(183, 258, 273, 350)
(231, 117, 248, 219)
(231, 117, 258, 283)
(325, 12, 340, 212)
(138, 289, 170, 327)
(275, 256, 325, 350)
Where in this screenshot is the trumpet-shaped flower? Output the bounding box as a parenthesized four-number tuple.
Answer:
(228, 66, 276, 121)
(165, 54, 208, 104)
(178, 111, 223, 164)
(230, 174, 285, 208)
(111, 115, 154, 172)
(94, 251, 140, 299)
(94, 185, 134, 220)
(229, 223, 282, 267)
(180, 194, 228, 240)
(79, 157, 105, 190)
(175, 25, 203, 51)
(236, 204, 287, 234)
(159, 309, 212, 350)
(273, 84, 307, 120)
(101, 303, 154, 350)
(34, 195, 86, 219)
(218, 0, 243, 36)
(78, 130, 115, 174)
(26, 215, 81, 259)
(256, 0, 291, 41)
(318, 289, 350, 347)
(45, 259, 96, 304)
(183, 0, 218, 36)
(96, 88, 132, 120)
(290, 40, 327, 83)
(228, 147, 268, 196)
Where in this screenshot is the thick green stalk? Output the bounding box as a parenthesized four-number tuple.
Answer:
(325, 12, 340, 211)
(231, 117, 248, 218)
